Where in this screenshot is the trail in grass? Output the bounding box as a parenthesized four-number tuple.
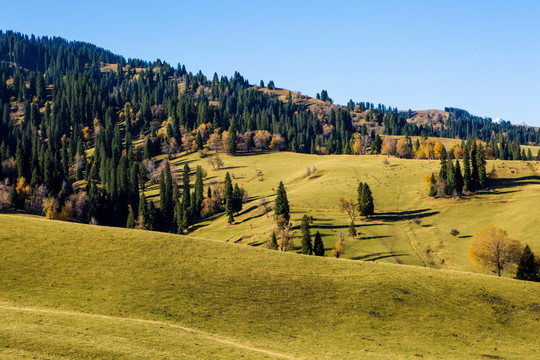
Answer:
(0, 303, 298, 360)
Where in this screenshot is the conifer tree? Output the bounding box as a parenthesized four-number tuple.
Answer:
(358, 182, 374, 217)
(194, 165, 204, 214)
(439, 147, 447, 180)
(476, 143, 487, 188)
(515, 245, 539, 282)
(228, 117, 237, 155)
(182, 163, 191, 211)
(232, 183, 242, 214)
(463, 144, 471, 190)
(454, 160, 464, 195)
(274, 181, 290, 225)
(126, 206, 134, 228)
(470, 141, 478, 189)
(269, 231, 278, 250)
(300, 214, 313, 255)
(446, 159, 455, 195)
(226, 198, 234, 224)
(313, 231, 325, 256)
(349, 221, 357, 238)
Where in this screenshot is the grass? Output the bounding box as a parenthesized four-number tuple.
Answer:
(1, 213, 539, 359)
(156, 151, 540, 275)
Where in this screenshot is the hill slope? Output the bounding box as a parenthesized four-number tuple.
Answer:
(1, 214, 539, 359)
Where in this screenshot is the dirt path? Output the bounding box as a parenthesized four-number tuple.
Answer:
(0, 303, 298, 360)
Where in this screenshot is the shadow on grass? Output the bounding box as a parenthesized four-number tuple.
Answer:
(458, 235, 472, 239)
(359, 235, 391, 241)
(488, 175, 540, 190)
(351, 252, 409, 261)
(372, 208, 439, 222)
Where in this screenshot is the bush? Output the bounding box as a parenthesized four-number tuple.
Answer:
(450, 229, 460, 237)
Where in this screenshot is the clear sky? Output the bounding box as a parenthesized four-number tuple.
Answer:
(3, 0, 540, 125)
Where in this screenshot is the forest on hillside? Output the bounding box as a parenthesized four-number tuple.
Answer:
(0, 30, 539, 231)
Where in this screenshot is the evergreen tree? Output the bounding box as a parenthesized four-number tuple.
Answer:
(439, 147, 448, 180)
(182, 163, 191, 211)
(300, 214, 313, 255)
(476, 143, 487, 188)
(226, 198, 234, 224)
(515, 245, 539, 282)
(463, 144, 471, 190)
(454, 160, 464, 195)
(228, 117, 237, 155)
(194, 165, 204, 214)
(349, 220, 357, 238)
(470, 141, 478, 189)
(446, 159, 455, 195)
(274, 181, 290, 225)
(159, 161, 174, 224)
(313, 231, 325, 256)
(358, 182, 374, 217)
(232, 183, 242, 214)
(126, 206, 134, 228)
(269, 231, 278, 250)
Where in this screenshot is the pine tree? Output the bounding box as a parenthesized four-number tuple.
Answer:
(446, 159, 455, 195)
(463, 144, 471, 190)
(194, 165, 204, 214)
(232, 183, 242, 214)
(182, 163, 191, 211)
(313, 231, 325, 256)
(515, 245, 539, 282)
(126, 206, 134, 228)
(476, 143, 487, 188)
(439, 147, 447, 180)
(226, 198, 234, 224)
(300, 214, 313, 255)
(269, 231, 278, 250)
(228, 117, 237, 155)
(454, 160, 464, 195)
(274, 181, 290, 225)
(358, 182, 374, 217)
(470, 141, 478, 189)
(349, 221, 357, 238)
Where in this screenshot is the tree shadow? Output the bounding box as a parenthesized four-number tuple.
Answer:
(372, 208, 439, 222)
(489, 175, 540, 190)
(458, 235, 472, 239)
(359, 235, 391, 241)
(222, 165, 248, 170)
(351, 252, 409, 261)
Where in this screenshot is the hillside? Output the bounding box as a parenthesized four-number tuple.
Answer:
(1, 213, 539, 359)
(138, 151, 540, 273)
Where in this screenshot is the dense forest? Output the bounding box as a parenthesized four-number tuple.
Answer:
(0, 30, 538, 231)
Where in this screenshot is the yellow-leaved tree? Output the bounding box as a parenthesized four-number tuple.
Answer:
(467, 224, 522, 276)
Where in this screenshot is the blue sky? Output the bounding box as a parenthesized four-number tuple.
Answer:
(3, 1, 540, 125)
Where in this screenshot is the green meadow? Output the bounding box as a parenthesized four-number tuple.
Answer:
(142, 151, 540, 275)
(1, 214, 539, 359)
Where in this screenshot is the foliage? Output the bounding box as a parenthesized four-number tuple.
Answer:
(467, 224, 522, 276)
(515, 245, 539, 282)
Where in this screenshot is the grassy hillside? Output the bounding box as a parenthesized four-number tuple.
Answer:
(144, 152, 540, 274)
(0, 214, 539, 359)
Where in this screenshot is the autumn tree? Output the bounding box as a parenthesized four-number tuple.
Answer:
(331, 231, 345, 258)
(381, 136, 396, 156)
(467, 224, 522, 276)
(338, 197, 356, 221)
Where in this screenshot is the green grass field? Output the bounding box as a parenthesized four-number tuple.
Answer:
(144, 151, 540, 275)
(1, 214, 539, 359)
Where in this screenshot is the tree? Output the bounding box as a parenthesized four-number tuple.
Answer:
(232, 183, 242, 214)
(126, 206, 135, 228)
(357, 182, 374, 217)
(454, 160, 464, 195)
(300, 214, 313, 255)
(194, 165, 204, 214)
(338, 197, 356, 221)
(463, 144, 471, 190)
(515, 245, 539, 282)
(467, 224, 522, 276)
(313, 231, 325, 256)
(269, 231, 278, 250)
(348, 221, 357, 238)
(331, 231, 345, 258)
(274, 181, 290, 225)
(259, 196, 271, 217)
(228, 117, 237, 155)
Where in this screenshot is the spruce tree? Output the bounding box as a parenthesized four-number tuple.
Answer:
(269, 231, 278, 250)
(126, 206, 134, 228)
(446, 160, 455, 195)
(228, 117, 237, 155)
(358, 182, 374, 217)
(313, 231, 325, 256)
(194, 165, 204, 214)
(182, 163, 191, 211)
(454, 160, 464, 195)
(274, 181, 290, 224)
(476, 144, 487, 188)
(470, 141, 478, 189)
(515, 245, 539, 282)
(300, 214, 313, 255)
(349, 221, 357, 238)
(232, 183, 242, 214)
(439, 147, 447, 180)
(463, 144, 471, 190)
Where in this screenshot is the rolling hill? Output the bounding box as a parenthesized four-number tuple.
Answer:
(1, 213, 539, 359)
